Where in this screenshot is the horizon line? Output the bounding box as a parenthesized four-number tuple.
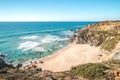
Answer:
(0, 20, 119, 22)
(0, 21, 100, 22)
(0, 20, 108, 22)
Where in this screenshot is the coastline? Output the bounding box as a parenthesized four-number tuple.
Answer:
(39, 42, 73, 62)
(22, 42, 72, 66)
(24, 41, 106, 72)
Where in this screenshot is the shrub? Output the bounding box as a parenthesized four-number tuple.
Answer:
(101, 36, 120, 51)
(71, 63, 108, 79)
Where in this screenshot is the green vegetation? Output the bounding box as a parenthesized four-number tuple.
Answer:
(71, 63, 108, 79)
(57, 74, 65, 79)
(101, 36, 120, 51)
(95, 30, 120, 51)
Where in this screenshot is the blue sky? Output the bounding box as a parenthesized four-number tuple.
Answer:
(0, 0, 120, 21)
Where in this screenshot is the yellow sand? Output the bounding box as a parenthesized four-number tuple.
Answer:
(33, 43, 105, 72)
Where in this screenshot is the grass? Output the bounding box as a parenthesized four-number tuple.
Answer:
(71, 63, 108, 79)
(101, 36, 120, 52)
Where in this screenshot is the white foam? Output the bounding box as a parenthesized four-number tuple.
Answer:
(18, 41, 40, 51)
(62, 30, 74, 36)
(32, 47, 46, 52)
(18, 35, 68, 51)
(20, 35, 39, 39)
(41, 35, 60, 43)
(59, 38, 69, 41)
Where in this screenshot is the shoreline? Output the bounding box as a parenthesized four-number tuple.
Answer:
(39, 42, 74, 62)
(24, 41, 107, 72)
(23, 42, 72, 66)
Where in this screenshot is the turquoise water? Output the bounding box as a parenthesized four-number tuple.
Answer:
(0, 22, 97, 65)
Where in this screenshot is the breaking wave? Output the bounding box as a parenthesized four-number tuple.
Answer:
(20, 35, 39, 40)
(17, 34, 69, 52)
(17, 41, 41, 51)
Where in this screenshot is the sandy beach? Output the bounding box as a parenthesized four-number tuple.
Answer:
(25, 42, 106, 72)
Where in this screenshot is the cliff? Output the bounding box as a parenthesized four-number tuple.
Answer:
(76, 21, 120, 60)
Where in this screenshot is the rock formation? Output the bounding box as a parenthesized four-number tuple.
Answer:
(76, 21, 120, 61)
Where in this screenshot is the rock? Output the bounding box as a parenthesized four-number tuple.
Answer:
(32, 65, 37, 68)
(64, 76, 71, 80)
(16, 63, 22, 69)
(35, 67, 42, 71)
(0, 58, 6, 69)
(0, 54, 5, 58)
(91, 40, 99, 46)
(90, 43, 93, 46)
(7, 63, 14, 67)
(46, 76, 56, 80)
(76, 37, 87, 44)
(0, 70, 7, 74)
(34, 61, 37, 64)
(30, 61, 33, 64)
(0, 58, 5, 65)
(0, 58, 14, 69)
(110, 49, 120, 60)
(39, 60, 44, 63)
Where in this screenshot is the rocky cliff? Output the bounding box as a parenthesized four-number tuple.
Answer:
(76, 21, 120, 60)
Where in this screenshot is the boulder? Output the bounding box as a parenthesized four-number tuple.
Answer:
(76, 37, 87, 44)
(0, 58, 5, 65)
(35, 67, 42, 71)
(16, 63, 22, 69)
(0, 54, 5, 58)
(46, 76, 56, 80)
(0, 58, 5, 69)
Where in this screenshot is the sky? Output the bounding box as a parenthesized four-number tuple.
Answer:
(0, 0, 120, 21)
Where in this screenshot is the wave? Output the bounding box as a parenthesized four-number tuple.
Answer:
(40, 35, 60, 43)
(20, 35, 39, 40)
(17, 34, 68, 52)
(32, 47, 46, 52)
(17, 41, 41, 51)
(40, 35, 69, 43)
(60, 30, 74, 37)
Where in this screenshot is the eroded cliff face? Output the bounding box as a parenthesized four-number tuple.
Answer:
(76, 21, 120, 60)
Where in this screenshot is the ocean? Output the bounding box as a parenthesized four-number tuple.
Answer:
(0, 22, 97, 65)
